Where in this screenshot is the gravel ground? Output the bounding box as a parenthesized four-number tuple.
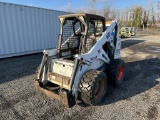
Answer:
(0, 35, 160, 120)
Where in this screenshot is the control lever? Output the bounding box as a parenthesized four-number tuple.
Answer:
(66, 41, 71, 58)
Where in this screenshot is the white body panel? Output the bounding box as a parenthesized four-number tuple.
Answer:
(72, 20, 121, 95)
(53, 59, 74, 77)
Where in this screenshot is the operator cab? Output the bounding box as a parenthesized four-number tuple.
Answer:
(57, 13, 106, 58)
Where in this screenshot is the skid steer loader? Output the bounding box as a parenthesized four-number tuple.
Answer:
(35, 13, 125, 107)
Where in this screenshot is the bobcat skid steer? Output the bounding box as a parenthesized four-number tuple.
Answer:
(35, 13, 125, 107)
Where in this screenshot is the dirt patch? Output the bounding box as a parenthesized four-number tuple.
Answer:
(38, 106, 64, 120)
(142, 93, 150, 101)
(147, 106, 158, 120)
(0, 95, 24, 120)
(63, 107, 95, 120)
(154, 85, 160, 91)
(136, 111, 141, 116)
(124, 97, 132, 101)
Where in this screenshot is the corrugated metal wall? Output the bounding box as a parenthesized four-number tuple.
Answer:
(0, 2, 69, 58)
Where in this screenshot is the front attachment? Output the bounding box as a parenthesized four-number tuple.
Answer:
(34, 81, 76, 108)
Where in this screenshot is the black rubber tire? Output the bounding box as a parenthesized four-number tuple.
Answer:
(79, 70, 107, 105)
(121, 35, 124, 38)
(108, 59, 125, 87)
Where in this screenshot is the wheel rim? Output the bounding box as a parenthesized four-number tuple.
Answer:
(118, 66, 124, 81)
(94, 78, 105, 99)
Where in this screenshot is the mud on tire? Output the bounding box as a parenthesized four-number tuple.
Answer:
(79, 70, 107, 105)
